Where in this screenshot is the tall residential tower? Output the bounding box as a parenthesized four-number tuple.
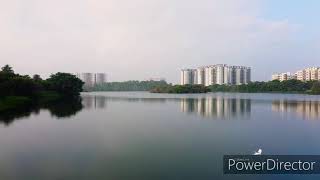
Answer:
(180, 69, 197, 85)
(180, 64, 251, 86)
(77, 73, 107, 89)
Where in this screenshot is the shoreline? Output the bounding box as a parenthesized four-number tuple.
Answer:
(2, 90, 319, 112)
(83, 91, 319, 96)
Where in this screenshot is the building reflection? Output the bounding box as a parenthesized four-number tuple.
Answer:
(272, 100, 320, 119)
(180, 98, 251, 119)
(82, 96, 107, 109)
(81, 96, 168, 109)
(82, 95, 252, 119)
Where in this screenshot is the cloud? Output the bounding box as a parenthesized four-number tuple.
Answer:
(0, 0, 303, 82)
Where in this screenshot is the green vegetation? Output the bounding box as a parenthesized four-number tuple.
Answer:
(91, 80, 169, 91)
(150, 80, 320, 94)
(0, 65, 84, 112)
(208, 79, 320, 94)
(0, 96, 32, 112)
(150, 84, 210, 94)
(36, 91, 62, 103)
(310, 82, 320, 95)
(45, 73, 83, 96)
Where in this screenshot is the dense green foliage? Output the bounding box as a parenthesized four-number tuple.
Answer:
(311, 82, 320, 95)
(1, 65, 14, 74)
(150, 85, 210, 94)
(209, 80, 319, 94)
(92, 80, 169, 91)
(0, 66, 42, 97)
(0, 96, 32, 112)
(0, 65, 84, 111)
(46, 73, 84, 96)
(150, 80, 320, 94)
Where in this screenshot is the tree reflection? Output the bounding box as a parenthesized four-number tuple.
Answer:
(44, 97, 83, 119)
(0, 97, 83, 126)
(81, 95, 168, 109)
(81, 95, 252, 119)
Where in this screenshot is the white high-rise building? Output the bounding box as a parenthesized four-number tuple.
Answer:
(180, 69, 197, 85)
(77, 73, 94, 88)
(216, 64, 225, 85)
(272, 67, 320, 81)
(204, 66, 216, 86)
(94, 73, 107, 85)
(223, 66, 231, 84)
(180, 64, 251, 85)
(196, 67, 205, 85)
(305, 67, 318, 81)
(244, 67, 251, 84)
(235, 67, 245, 85)
(77, 73, 107, 89)
(296, 70, 305, 81)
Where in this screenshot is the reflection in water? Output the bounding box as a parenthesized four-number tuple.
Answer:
(181, 98, 251, 119)
(82, 95, 252, 119)
(82, 96, 107, 109)
(44, 98, 83, 118)
(272, 100, 320, 119)
(0, 98, 83, 126)
(81, 96, 168, 109)
(2, 93, 320, 180)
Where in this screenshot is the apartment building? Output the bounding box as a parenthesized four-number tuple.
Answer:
(273, 67, 320, 81)
(180, 64, 251, 86)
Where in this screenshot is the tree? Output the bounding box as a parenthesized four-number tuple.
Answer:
(311, 82, 320, 95)
(1, 65, 14, 74)
(33, 74, 42, 82)
(0, 76, 41, 97)
(46, 73, 84, 97)
(92, 80, 169, 91)
(150, 84, 210, 93)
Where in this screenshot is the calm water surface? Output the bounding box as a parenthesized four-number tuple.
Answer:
(1, 92, 320, 180)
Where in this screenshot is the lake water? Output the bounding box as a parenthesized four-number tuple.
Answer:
(1, 92, 320, 180)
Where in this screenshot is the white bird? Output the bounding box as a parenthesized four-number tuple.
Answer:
(253, 149, 262, 155)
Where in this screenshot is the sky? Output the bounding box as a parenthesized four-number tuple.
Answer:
(0, 0, 320, 83)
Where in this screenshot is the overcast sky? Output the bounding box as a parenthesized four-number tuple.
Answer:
(1, 0, 319, 83)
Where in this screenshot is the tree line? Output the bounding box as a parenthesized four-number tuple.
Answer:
(0, 65, 84, 98)
(209, 79, 320, 94)
(150, 84, 210, 93)
(91, 80, 169, 91)
(0, 65, 84, 112)
(149, 79, 320, 94)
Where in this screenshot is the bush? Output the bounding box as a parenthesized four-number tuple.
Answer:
(92, 80, 169, 91)
(150, 84, 210, 94)
(311, 82, 320, 95)
(0, 73, 42, 97)
(208, 80, 317, 94)
(46, 73, 84, 97)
